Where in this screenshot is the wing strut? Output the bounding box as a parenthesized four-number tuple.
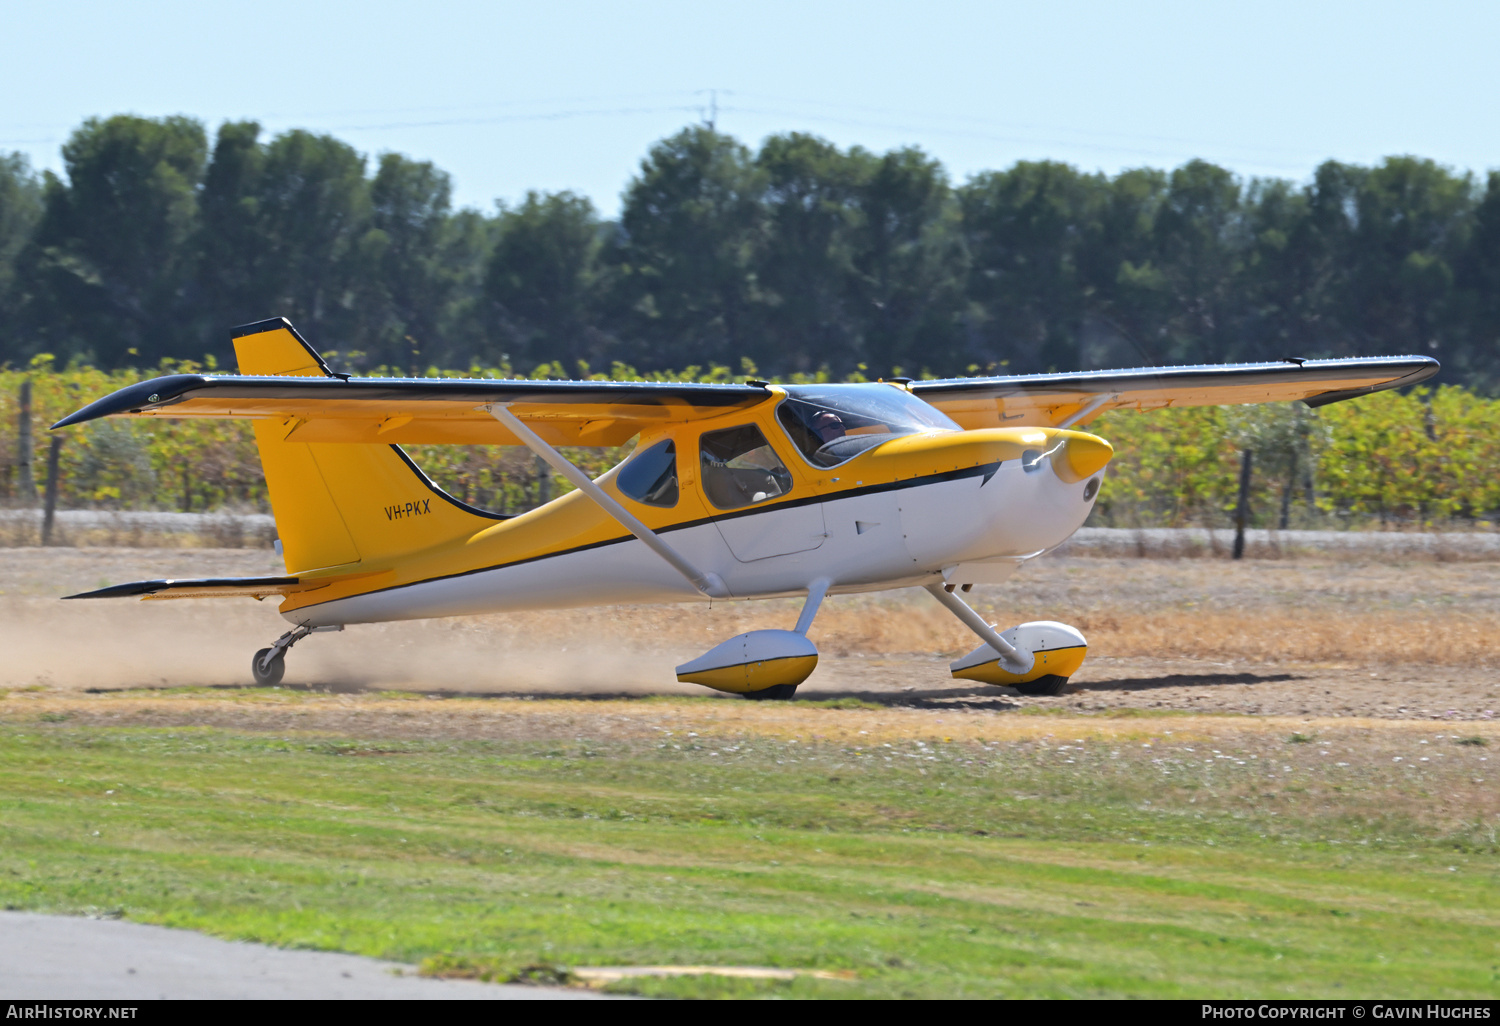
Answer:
(1054, 392, 1119, 429)
(484, 404, 729, 599)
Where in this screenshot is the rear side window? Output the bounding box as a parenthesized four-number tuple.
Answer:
(699, 425, 794, 510)
(616, 439, 679, 507)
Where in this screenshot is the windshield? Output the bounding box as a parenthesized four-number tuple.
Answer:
(776, 384, 959, 468)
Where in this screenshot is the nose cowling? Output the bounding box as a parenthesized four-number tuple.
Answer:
(864, 425, 1113, 572)
(1052, 431, 1114, 483)
(956, 427, 1113, 481)
(960, 427, 1114, 481)
(868, 426, 1113, 477)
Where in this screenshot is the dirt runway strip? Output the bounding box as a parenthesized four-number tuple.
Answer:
(1, 547, 1496, 721)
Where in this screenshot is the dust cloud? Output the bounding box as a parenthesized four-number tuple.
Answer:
(0, 547, 710, 695)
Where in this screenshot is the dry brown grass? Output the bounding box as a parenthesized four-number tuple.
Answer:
(573, 592, 1500, 668)
(1070, 610, 1500, 666)
(8, 689, 1500, 747)
(811, 606, 1500, 668)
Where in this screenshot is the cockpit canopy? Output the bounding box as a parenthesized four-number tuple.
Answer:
(776, 383, 960, 468)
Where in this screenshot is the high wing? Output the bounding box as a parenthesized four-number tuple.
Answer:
(52, 370, 771, 445)
(53, 318, 772, 444)
(53, 316, 1438, 439)
(910, 356, 1440, 430)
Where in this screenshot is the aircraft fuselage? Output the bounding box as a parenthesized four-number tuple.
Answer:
(284, 419, 1110, 627)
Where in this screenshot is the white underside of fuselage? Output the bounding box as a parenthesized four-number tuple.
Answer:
(285, 455, 1101, 628)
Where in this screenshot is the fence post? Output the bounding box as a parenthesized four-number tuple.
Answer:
(1233, 449, 1253, 560)
(41, 434, 62, 546)
(535, 453, 552, 507)
(1279, 450, 1297, 531)
(16, 379, 35, 504)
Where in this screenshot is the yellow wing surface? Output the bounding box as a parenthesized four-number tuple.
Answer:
(54, 318, 770, 447)
(909, 356, 1439, 430)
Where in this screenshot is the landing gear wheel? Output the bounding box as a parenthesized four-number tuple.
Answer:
(741, 684, 798, 701)
(251, 648, 286, 687)
(1013, 675, 1068, 697)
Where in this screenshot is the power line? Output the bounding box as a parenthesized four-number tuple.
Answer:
(1, 91, 1347, 180)
(322, 104, 701, 133)
(254, 89, 699, 124)
(728, 90, 1324, 163)
(716, 103, 1321, 176)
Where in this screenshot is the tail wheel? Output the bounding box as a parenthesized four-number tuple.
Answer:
(1013, 675, 1068, 697)
(251, 648, 286, 687)
(741, 684, 798, 701)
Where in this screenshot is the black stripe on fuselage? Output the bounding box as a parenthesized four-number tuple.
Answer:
(291, 459, 1004, 612)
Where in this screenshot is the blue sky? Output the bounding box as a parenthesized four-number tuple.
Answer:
(3, 0, 1497, 215)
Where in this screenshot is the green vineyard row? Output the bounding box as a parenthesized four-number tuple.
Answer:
(2, 358, 1496, 530)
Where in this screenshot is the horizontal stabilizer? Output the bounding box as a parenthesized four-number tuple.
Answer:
(65, 575, 340, 601)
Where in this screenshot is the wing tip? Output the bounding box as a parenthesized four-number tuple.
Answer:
(1304, 355, 1442, 407)
(50, 374, 208, 430)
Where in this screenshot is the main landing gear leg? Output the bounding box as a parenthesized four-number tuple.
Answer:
(252, 624, 344, 686)
(740, 578, 832, 702)
(678, 581, 830, 701)
(923, 584, 1087, 697)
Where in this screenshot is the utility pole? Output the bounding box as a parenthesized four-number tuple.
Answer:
(696, 89, 731, 130)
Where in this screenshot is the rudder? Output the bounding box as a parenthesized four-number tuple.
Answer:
(233, 319, 502, 574)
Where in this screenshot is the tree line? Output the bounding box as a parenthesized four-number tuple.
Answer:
(2, 115, 1498, 387)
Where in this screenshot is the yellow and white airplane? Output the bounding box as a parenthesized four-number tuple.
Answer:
(55, 318, 1437, 699)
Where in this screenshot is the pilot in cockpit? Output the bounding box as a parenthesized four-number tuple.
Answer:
(812, 411, 847, 445)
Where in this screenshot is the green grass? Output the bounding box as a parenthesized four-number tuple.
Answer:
(1, 717, 1497, 998)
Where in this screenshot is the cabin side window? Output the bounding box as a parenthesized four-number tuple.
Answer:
(616, 438, 679, 507)
(699, 425, 794, 510)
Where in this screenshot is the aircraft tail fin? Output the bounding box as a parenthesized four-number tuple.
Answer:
(233, 318, 505, 574)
